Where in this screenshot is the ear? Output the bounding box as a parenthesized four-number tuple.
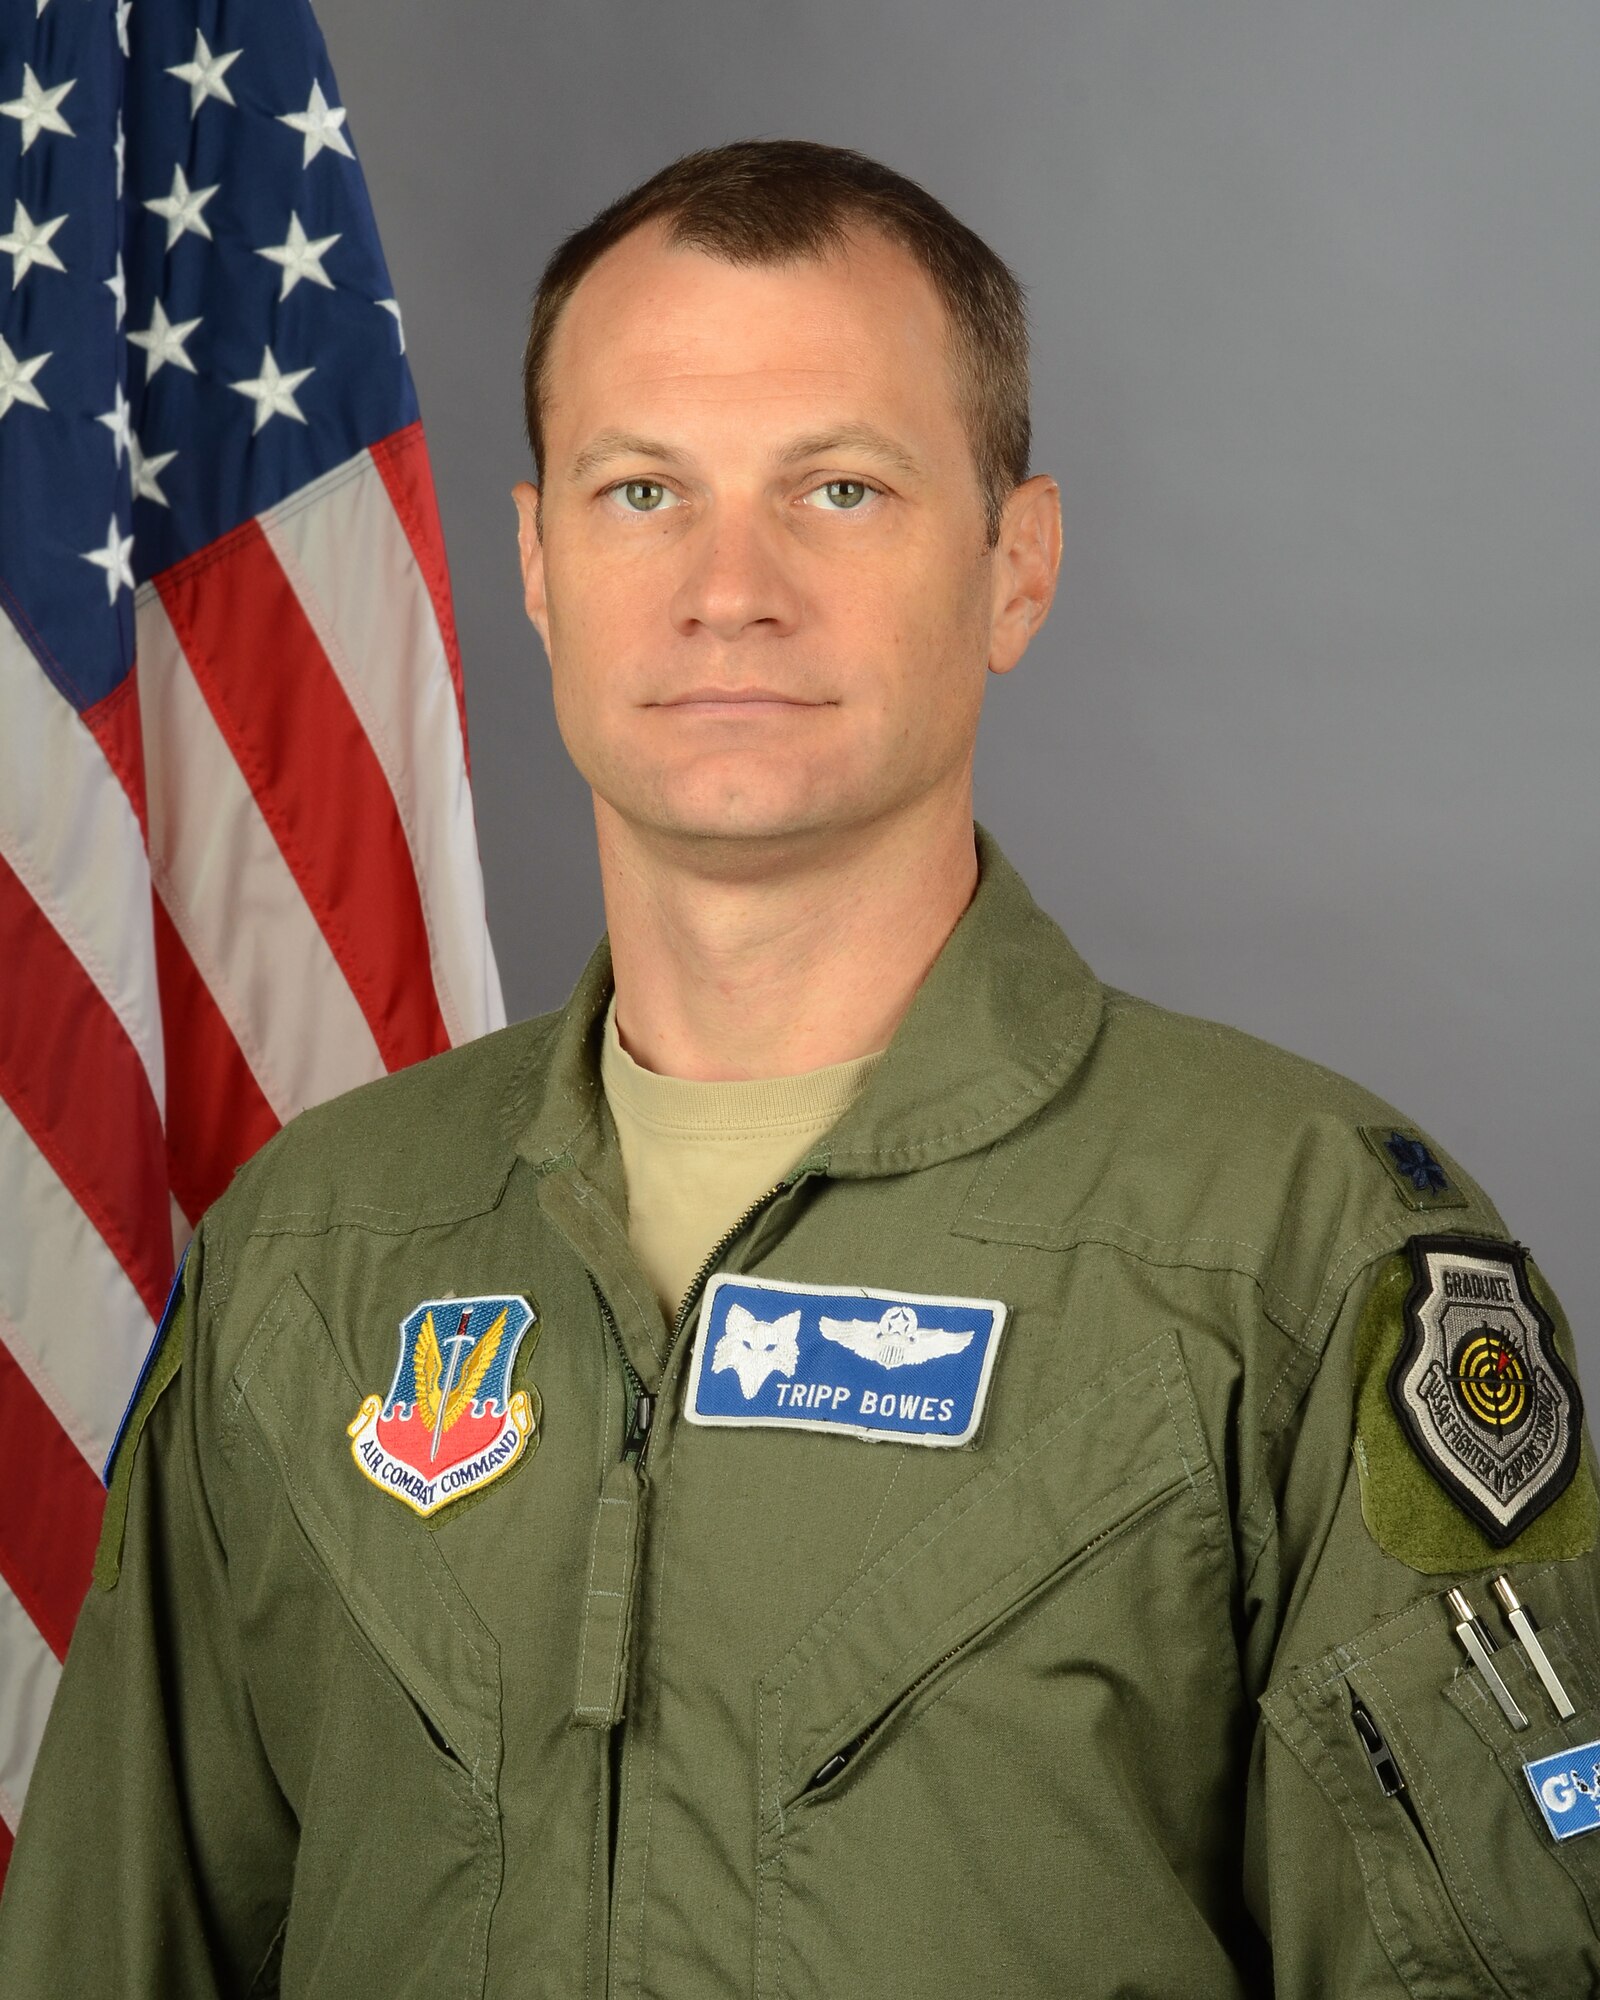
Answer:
(987, 474, 1062, 677)
(512, 481, 549, 648)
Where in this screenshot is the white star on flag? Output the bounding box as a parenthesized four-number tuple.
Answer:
(114, 115, 125, 197)
(105, 251, 126, 324)
(130, 433, 177, 507)
(278, 79, 354, 167)
(167, 30, 242, 117)
(0, 63, 76, 152)
(256, 212, 339, 299)
(116, 0, 131, 57)
(81, 514, 135, 602)
(96, 381, 132, 463)
(0, 199, 68, 288)
(0, 332, 50, 419)
(127, 298, 200, 378)
(145, 163, 220, 251)
(229, 345, 314, 431)
(377, 297, 405, 352)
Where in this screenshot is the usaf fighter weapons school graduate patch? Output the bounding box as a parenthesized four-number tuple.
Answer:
(349, 1294, 539, 1516)
(1389, 1237, 1584, 1547)
(1352, 1242, 1597, 1572)
(684, 1274, 1006, 1445)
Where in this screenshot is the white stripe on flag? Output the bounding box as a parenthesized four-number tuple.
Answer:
(0, 1575, 63, 1833)
(0, 610, 164, 1111)
(136, 588, 386, 1121)
(262, 450, 505, 1044)
(0, 1096, 154, 1473)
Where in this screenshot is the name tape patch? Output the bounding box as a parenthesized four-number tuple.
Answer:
(348, 1293, 538, 1517)
(684, 1275, 1006, 1446)
(1525, 1739, 1600, 1841)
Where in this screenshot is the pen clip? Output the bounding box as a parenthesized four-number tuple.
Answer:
(1448, 1587, 1528, 1730)
(1491, 1573, 1576, 1721)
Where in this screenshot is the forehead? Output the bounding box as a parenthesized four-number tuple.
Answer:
(542, 220, 962, 446)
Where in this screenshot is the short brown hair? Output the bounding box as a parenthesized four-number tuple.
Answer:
(522, 139, 1030, 544)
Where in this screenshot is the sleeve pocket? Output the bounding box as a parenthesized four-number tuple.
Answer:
(1262, 1584, 1600, 2000)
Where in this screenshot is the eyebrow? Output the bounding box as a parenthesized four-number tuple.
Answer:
(565, 421, 923, 484)
(775, 424, 922, 478)
(566, 431, 683, 483)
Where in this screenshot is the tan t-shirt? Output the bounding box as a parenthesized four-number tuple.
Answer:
(600, 1000, 884, 1326)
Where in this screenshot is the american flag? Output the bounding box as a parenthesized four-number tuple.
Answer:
(0, 0, 503, 1878)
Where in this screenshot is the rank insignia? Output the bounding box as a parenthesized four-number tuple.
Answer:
(1389, 1237, 1582, 1546)
(348, 1294, 539, 1517)
(1360, 1125, 1469, 1211)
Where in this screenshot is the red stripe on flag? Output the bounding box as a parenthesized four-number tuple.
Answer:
(156, 524, 452, 1073)
(153, 896, 280, 1220)
(369, 423, 470, 771)
(0, 855, 172, 1322)
(0, 1819, 12, 1894)
(82, 673, 149, 841)
(0, 1342, 103, 1662)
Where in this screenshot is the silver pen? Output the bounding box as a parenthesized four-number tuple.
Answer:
(1447, 1586, 1528, 1730)
(1491, 1574, 1576, 1721)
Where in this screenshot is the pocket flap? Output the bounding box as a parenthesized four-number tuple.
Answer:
(231, 1274, 501, 1792)
(757, 1330, 1207, 1828)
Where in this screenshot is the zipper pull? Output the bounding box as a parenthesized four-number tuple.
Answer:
(1350, 1694, 1406, 1798)
(624, 1390, 655, 1462)
(806, 1748, 854, 1795)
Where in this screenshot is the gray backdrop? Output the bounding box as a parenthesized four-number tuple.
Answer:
(317, 0, 1598, 1369)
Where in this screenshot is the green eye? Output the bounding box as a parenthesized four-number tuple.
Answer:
(814, 480, 869, 510)
(621, 480, 670, 511)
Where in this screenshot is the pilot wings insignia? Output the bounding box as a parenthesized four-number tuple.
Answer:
(818, 1303, 975, 1371)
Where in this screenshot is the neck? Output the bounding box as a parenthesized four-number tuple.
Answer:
(598, 792, 979, 1081)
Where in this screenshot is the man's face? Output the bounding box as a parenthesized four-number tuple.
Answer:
(515, 219, 1058, 859)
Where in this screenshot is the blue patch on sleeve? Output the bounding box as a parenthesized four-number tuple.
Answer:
(102, 1247, 188, 1487)
(684, 1274, 1007, 1446)
(1525, 1739, 1600, 1841)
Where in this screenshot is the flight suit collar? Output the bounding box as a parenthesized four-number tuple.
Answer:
(507, 825, 1104, 1184)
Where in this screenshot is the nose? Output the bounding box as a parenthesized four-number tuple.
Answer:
(668, 501, 802, 643)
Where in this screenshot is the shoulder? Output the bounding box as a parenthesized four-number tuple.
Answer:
(962, 983, 1504, 1350)
(212, 1011, 561, 1245)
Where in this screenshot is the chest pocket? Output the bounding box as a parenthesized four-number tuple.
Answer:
(751, 1329, 1229, 2000)
(228, 1272, 502, 1998)
(1262, 1576, 1600, 2000)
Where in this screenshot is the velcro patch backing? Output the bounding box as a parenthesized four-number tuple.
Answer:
(1352, 1248, 1597, 1573)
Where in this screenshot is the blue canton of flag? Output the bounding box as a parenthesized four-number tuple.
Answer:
(0, 0, 415, 712)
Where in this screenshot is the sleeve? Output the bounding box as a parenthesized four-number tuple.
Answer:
(0, 1232, 297, 1998)
(1242, 1240, 1600, 1999)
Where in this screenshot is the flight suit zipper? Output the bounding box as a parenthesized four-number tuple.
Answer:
(578, 1173, 812, 1729)
(595, 1168, 817, 1992)
(600, 1175, 805, 1467)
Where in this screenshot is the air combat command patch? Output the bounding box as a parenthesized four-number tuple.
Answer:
(348, 1294, 539, 1517)
(1389, 1237, 1583, 1547)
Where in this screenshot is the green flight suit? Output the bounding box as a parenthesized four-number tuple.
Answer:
(3, 831, 1598, 1997)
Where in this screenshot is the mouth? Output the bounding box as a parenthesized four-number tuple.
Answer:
(649, 688, 830, 715)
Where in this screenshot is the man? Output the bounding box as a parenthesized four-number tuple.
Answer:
(2, 139, 1597, 1997)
